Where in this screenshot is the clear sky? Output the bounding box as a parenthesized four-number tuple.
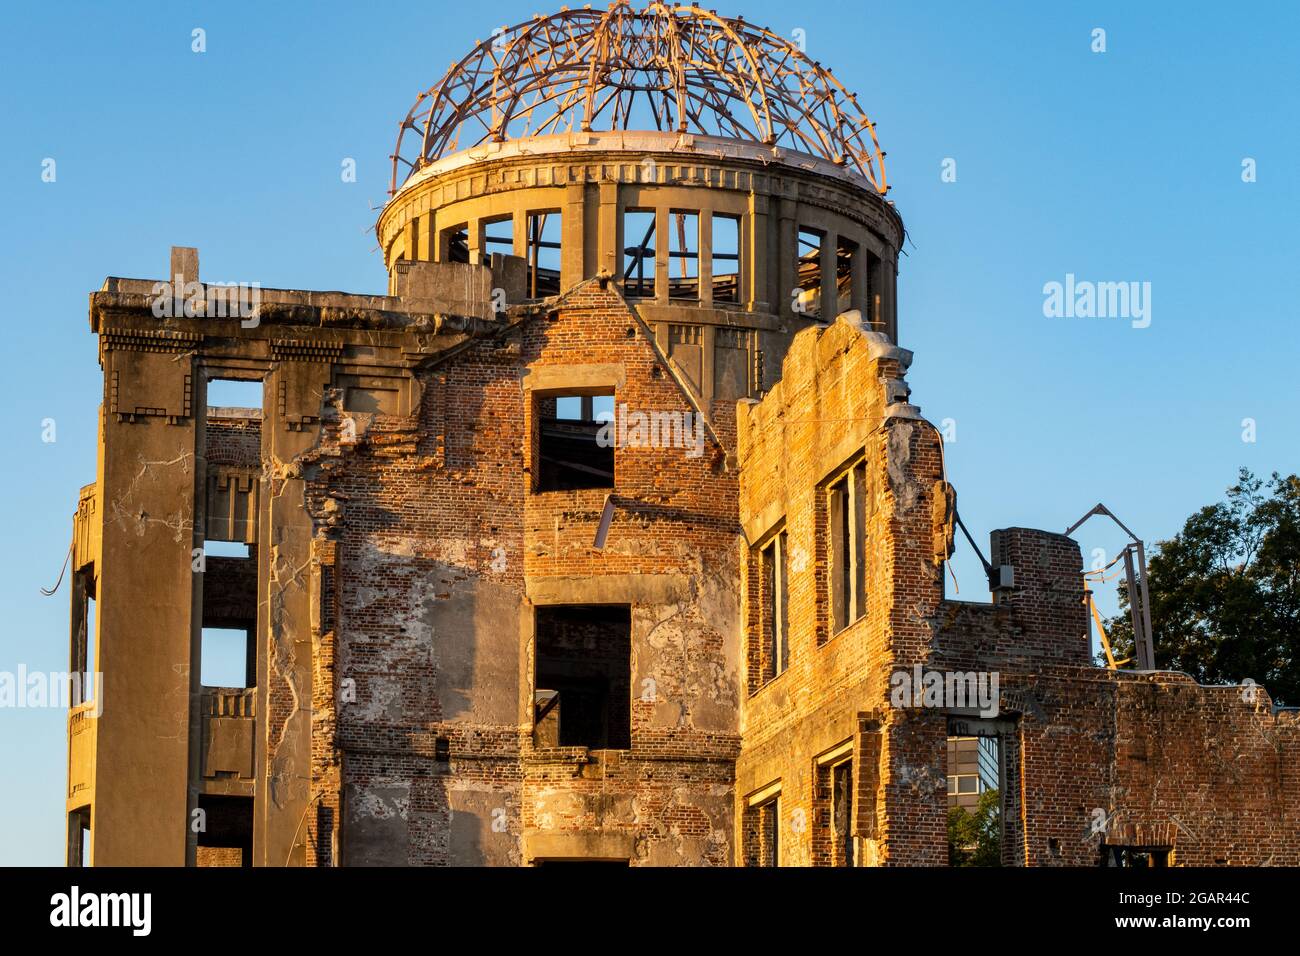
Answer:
(1, 1, 1296, 864)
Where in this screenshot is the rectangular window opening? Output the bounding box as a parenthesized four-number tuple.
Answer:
(797, 228, 824, 318)
(204, 540, 250, 558)
(815, 757, 856, 867)
(201, 520, 258, 688)
(744, 795, 780, 867)
(836, 235, 859, 315)
(667, 210, 699, 300)
(711, 213, 741, 304)
(536, 391, 615, 491)
(71, 567, 96, 706)
(526, 211, 562, 297)
(483, 216, 515, 267)
(827, 460, 867, 634)
(947, 735, 1001, 867)
(195, 795, 253, 867)
(533, 605, 631, 750)
(622, 209, 656, 298)
(832, 760, 854, 866)
(443, 224, 470, 264)
(200, 626, 254, 689)
(759, 529, 788, 680)
(67, 806, 91, 867)
(866, 250, 882, 329)
(207, 378, 263, 413)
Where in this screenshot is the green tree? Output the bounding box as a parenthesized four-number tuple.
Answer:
(1107, 469, 1300, 705)
(947, 788, 1000, 866)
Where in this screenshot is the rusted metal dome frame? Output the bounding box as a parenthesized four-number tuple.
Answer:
(390, 2, 887, 196)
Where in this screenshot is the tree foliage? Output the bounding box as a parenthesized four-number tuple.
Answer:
(947, 788, 1000, 866)
(1107, 469, 1300, 705)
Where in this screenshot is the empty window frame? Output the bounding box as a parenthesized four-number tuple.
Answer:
(200, 510, 258, 689)
(482, 216, 515, 267)
(533, 605, 632, 750)
(442, 223, 470, 263)
(195, 795, 253, 867)
(70, 566, 96, 706)
(622, 209, 656, 298)
(711, 213, 741, 303)
(536, 391, 615, 491)
(67, 806, 91, 867)
(836, 235, 858, 315)
(758, 528, 789, 681)
(866, 249, 883, 329)
(827, 458, 868, 634)
(200, 627, 255, 689)
(204, 540, 250, 558)
(796, 228, 824, 317)
(744, 791, 780, 867)
(526, 211, 562, 298)
(834, 759, 855, 865)
(819, 757, 855, 867)
(946, 733, 1001, 866)
(667, 210, 699, 300)
(812, 742, 856, 867)
(207, 378, 263, 412)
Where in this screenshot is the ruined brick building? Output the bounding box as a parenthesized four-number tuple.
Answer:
(64, 4, 1299, 867)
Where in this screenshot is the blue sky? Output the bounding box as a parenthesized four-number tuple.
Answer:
(1, 1, 1296, 864)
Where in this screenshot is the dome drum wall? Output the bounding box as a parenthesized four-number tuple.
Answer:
(376, 136, 903, 397)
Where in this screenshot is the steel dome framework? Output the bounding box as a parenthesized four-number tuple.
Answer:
(390, 2, 887, 196)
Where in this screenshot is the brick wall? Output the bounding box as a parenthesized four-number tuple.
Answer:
(310, 280, 740, 865)
(205, 416, 260, 466)
(737, 313, 1300, 867)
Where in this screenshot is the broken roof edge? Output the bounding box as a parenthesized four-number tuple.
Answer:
(89, 279, 512, 337)
(388, 129, 878, 207)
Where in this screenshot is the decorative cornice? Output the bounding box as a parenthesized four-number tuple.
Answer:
(102, 328, 202, 354)
(377, 148, 901, 255)
(271, 339, 345, 363)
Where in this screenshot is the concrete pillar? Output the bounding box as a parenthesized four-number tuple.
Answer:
(467, 217, 483, 268)
(512, 201, 528, 260)
(257, 358, 332, 866)
(777, 196, 797, 320)
(654, 205, 669, 304)
(89, 346, 199, 865)
(598, 181, 619, 279)
(702, 324, 717, 401)
(748, 193, 770, 313)
(418, 213, 435, 262)
(406, 217, 420, 264)
(564, 182, 586, 284)
(698, 210, 713, 306)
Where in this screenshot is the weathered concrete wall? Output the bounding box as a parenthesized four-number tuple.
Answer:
(88, 328, 199, 865)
